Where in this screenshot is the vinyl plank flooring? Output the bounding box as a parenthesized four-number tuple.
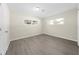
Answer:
(6, 34, 78, 55)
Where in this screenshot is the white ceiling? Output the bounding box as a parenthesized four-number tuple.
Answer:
(8, 3, 77, 18)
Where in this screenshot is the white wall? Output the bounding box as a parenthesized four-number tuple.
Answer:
(10, 13, 42, 41)
(0, 4, 10, 55)
(78, 10, 79, 46)
(43, 9, 77, 42)
(10, 8, 77, 42)
(77, 4, 79, 46)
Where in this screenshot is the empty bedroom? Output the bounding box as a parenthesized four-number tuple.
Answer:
(0, 3, 78, 55)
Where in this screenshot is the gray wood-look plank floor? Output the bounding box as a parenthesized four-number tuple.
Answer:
(6, 34, 78, 55)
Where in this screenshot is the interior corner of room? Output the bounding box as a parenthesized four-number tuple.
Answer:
(0, 3, 79, 55)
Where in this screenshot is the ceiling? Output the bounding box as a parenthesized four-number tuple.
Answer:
(8, 3, 77, 18)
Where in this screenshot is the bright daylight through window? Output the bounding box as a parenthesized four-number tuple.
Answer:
(49, 18, 64, 25)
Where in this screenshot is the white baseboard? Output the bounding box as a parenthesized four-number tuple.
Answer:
(10, 33, 42, 41)
(11, 33, 77, 42)
(44, 33, 77, 42)
(10, 33, 78, 46)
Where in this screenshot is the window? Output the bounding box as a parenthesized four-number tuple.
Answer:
(56, 18, 64, 24)
(49, 18, 64, 25)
